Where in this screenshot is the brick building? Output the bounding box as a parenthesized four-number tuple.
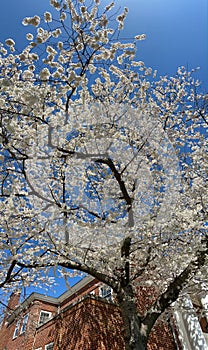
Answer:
(0, 276, 207, 350)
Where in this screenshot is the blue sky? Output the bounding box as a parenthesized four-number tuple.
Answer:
(0, 0, 207, 297)
(0, 0, 207, 88)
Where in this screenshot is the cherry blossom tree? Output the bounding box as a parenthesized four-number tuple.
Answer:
(0, 1, 207, 349)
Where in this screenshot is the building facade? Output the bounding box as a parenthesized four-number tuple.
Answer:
(0, 276, 207, 350)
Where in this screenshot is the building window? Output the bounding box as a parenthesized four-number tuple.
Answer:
(13, 320, 20, 338)
(39, 311, 52, 325)
(20, 314, 29, 334)
(45, 343, 53, 350)
(99, 286, 113, 301)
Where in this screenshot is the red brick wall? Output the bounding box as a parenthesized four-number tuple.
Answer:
(33, 318, 56, 349)
(0, 311, 35, 350)
(0, 300, 57, 350)
(7, 292, 21, 311)
(54, 297, 125, 350)
(0, 284, 178, 350)
(148, 322, 177, 350)
(0, 317, 16, 350)
(54, 296, 177, 350)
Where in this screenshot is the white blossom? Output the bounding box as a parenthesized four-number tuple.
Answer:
(5, 38, 15, 46)
(22, 70, 34, 80)
(44, 11, 52, 22)
(134, 34, 146, 40)
(60, 12, 67, 21)
(52, 28, 62, 38)
(50, 0, 61, 10)
(22, 15, 40, 27)
(26, 33, 34, 41)
(131, 60, 144, 67)
(39, 67, 50, 80)
(57, 41, 63, 50)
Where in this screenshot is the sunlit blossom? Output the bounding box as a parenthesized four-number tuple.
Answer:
(60, 12, 67, 21)
(52, 28, 62, 38)
(50, 0, 61, 10)
(26, 33, 34, 41)
(5, 38, 15, 46)
(134, 34, 146, 40)
(22, 70, 34, 80)
(22, 15, 40, 27)
(39, 67, 50, 80)
(44, 11, 52, 22)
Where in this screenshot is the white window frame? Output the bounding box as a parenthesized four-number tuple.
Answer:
(20, 314, 29, 334)
(99, 285, 113, 301)
(38, 310, 52, 326)
(45, 343, 54, 350)
(13, 320, 20, 339)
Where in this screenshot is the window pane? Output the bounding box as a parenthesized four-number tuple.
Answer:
(13, 320, 20, 338)
(100, 286, 113, 301)
(39, 311, 51, 325)
(20, 314, 29, 333)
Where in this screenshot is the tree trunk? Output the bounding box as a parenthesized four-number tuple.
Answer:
(117, 287, 148, 350)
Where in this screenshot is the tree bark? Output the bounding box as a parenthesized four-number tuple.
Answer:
(117, 286, 148, 350)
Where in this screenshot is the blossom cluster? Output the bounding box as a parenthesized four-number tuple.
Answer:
(0, 0, 207, 321)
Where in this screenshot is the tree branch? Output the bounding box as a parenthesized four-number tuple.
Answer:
(95, 158, 132, 206)
(143, 235, 208, 333)
(121, 236, 131, 287)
